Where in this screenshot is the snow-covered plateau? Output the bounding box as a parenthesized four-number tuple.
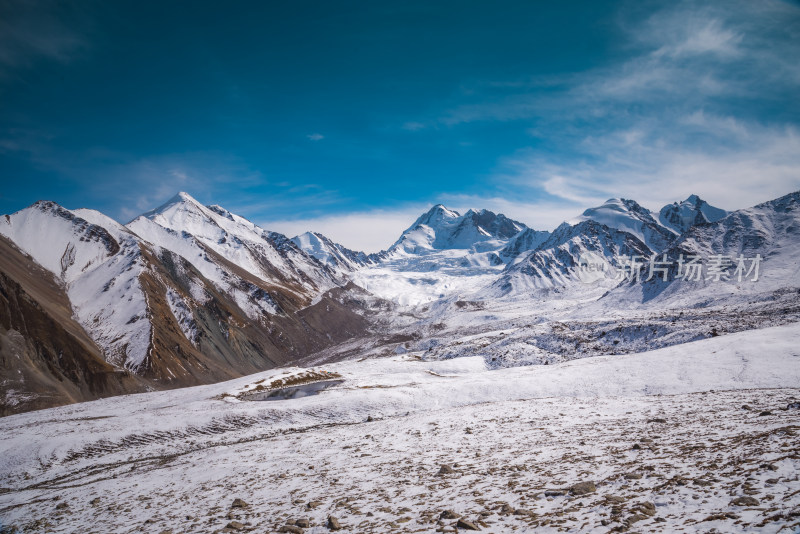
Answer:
(0, 324, 799, 533)
(1, 190, 799, 533)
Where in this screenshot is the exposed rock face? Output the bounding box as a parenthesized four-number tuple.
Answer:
(326, 515, 342, 530)
(730, 496, 759, 507)
(494, 220, 651, 293)
(0, 196, 380, 415)
(570, 198, 677, 252)
(456, 518, 481, 530)
(437, 464, 456, 475)
(0, 235, 142, 416)
(569, 481, 597, 496)
(659, 194, 728, 234)
(498, 227, 551, 259)
(619, 190, 800, 304)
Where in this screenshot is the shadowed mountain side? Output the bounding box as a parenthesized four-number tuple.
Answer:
(0, 236, 145, 416)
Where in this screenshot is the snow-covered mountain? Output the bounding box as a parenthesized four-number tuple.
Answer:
(291, 231, 383, 272)
(491, 192, 794, 304)
(497, 227, 551, 259)
(0, 195, 376, 415)
(3, 189, 799, 415)
(293, 204, 543, 281)
(0, 230, 144, 413)
(4, 190, 799, 534)
(569, 197, 677, 252)
(347, 205, 534, 305)
(658, 194, 728, 234)
(492, 220, 652, 294)
(0, 201, 153, 371)
(390, 205, 527, 254)
(128, 192, 339, 298)
(613, 190, 800, 306)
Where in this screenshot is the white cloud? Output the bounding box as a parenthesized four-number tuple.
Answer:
(261, 206, 428, 253)
(426, 0, 800, 216)
(169, 169, 189, 182)
(0, 132, 270, 222)
(307, 133, 324, 141)
(436, 0, 798, 124)
(498, 120, 800, 213)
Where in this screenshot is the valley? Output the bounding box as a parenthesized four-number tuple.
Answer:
(1, 190, 799, 533)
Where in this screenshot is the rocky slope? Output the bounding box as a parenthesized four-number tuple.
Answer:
(0, 195, 378, 415)
(569, 198, 678, 252)
(0, 235, 143, 416)
(658, 194, 728, 234)
(492, 220, 652, 294)
(611, 190, 800, 305)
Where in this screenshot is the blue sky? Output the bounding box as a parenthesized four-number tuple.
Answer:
(1, 0, 799, 251)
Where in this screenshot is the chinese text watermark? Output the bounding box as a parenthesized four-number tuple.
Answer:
(577, 253, 762, 284)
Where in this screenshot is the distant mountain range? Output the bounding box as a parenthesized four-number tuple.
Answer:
(2, 189, 798, 415)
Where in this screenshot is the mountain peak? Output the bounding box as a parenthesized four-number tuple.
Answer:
(135, 191, 207, 223)
(291, 230, 379, 271)
(30, 199, 62, 210)
(420, 204, 459, 221)
(163, 191, 202, 208)
(659, 195, 727, 234)
(168, 191, 205, 209)
(579, 198, 644, 218)
(570, 198, 675, 252)
(405, 204, 461, 233)
(391, 205, 526, 253)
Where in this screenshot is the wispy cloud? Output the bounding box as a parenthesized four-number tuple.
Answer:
(649, 19, 742, 59)
(4, 0, 797, 237)
(101, 155, 270, 222)
(0, 129, 271, 220)
(0, 123, 353, 224)
(249, 0, 800, 259)
(442, 1, 798, 121)
(401, 121, 426, 131)
(421, 0, 800, 212)
(498, 117, 800, 211)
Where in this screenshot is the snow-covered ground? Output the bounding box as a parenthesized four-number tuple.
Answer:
(350, 249, 507, 306)
(1, 323, 799, 533)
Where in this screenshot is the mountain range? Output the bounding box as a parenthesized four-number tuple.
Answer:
(1, 189, 798, 415)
